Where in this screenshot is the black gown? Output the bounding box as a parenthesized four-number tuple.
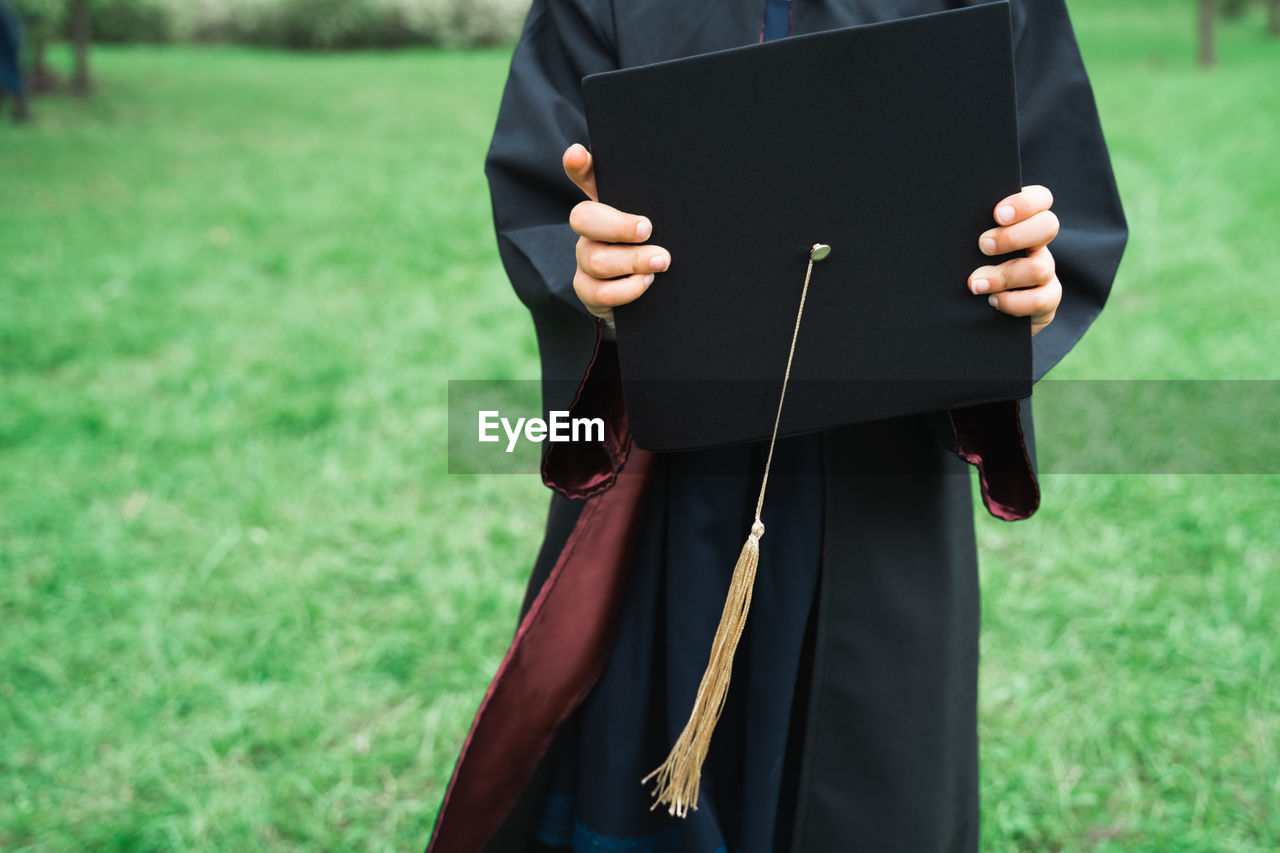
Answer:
(468, 1, 1127, 851)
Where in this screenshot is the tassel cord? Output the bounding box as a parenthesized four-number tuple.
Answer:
(755, 253, 817, 521)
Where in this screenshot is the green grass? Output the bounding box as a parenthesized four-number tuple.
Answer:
(977, 3, 1280, 850)
(1, 2, 1277, 850)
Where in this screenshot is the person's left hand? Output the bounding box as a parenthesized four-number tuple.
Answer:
(968, 185, 1061, 336)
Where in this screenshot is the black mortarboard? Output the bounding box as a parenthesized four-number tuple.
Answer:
(581, 1, 1027, 817)
(583, 1, 1029, 453)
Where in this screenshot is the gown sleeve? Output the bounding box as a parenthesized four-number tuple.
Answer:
(945, 0, 1127, 521)
(484, 0, 634, 499)
(1012, 0, 1129, 380)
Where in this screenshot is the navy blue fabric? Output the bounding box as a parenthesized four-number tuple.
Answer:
(762, 0, 791, 43)
(528, 433, 822, 853)
(0, 1, 25, 98)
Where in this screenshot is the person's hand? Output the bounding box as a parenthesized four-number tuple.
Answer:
(968, 186, 1062, 336)
(563, 143, 670, 322)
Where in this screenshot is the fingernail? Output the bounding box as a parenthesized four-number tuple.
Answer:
(996, 205, 1016, 225)
(650, 254, 669, 272)
(980, 237, 997, 255)
(970, 278, 990, 294)
(644, 274, 655, 287)
(636, 219, 652, 241)
(988, 295, 999, 308)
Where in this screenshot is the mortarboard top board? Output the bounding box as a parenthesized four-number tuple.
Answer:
(582, 1, 1030, 454)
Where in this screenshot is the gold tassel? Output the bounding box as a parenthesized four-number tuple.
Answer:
(642, 518, 764, 817)
(643, 243, 830, 817)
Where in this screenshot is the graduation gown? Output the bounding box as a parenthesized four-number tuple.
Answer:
(427, 1, 1126, 851)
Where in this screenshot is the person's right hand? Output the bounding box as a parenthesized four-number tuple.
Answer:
(563, 143, 670, 322)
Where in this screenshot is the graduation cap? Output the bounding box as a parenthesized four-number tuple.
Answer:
(582, 0, 1027, 817)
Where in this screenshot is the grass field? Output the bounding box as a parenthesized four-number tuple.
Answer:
(1, 2, 1277, 851)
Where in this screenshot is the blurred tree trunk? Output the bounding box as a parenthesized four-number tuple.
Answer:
(1198, 0, 1216, 66)
(1221, 0, 1247, 17)
(1269, 0, 1279, 36)
(69, 0, 90, 94)
(31, 35, 56, 92)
